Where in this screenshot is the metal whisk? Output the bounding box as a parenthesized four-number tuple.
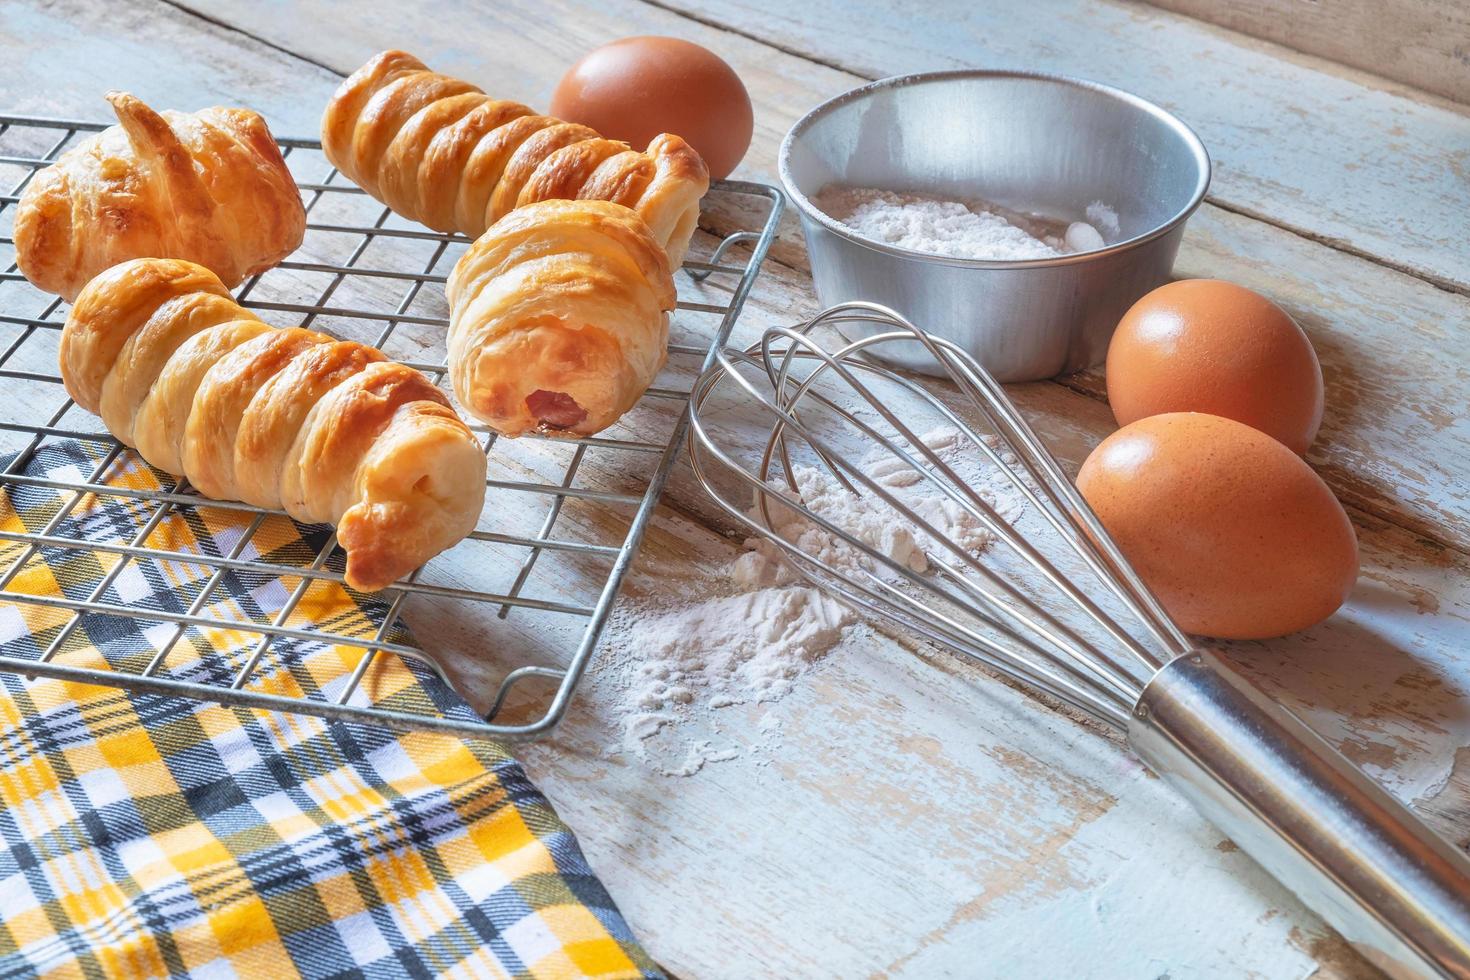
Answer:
(687, 301, 1470, 979)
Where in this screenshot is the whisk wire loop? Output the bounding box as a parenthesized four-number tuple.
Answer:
(799, 304, 1188, 665)
(747, 328, 1149, 702)
(691, 349, 1142, 724)
(753, 323, 1161, 691)
(685, 406, 1133, 726)
(914, 323, 1193, 660)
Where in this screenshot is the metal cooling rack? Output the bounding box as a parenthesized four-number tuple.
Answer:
(0, 112, 783, 740)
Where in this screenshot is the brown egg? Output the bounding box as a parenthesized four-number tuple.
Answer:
(1106, 279, 1324, 454)
(1076, 413, 1357, 639)
(551, 36, 753, 181)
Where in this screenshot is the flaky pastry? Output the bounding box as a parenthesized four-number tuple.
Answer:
(321, 50, 709, 268)
(446, 200, 676, 437)
(61, 258, 486, 591)
(15, 92, 305, 301)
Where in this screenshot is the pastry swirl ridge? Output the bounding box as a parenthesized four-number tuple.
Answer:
(15, 92, 305, 301)
(446, 199, 676, 438)
(322, 50, 709, 268)
(61, 258, 486, 592)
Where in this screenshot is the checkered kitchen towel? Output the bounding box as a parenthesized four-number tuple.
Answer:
(0, 440, 658, 979)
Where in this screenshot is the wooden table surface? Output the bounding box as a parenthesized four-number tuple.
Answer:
(3, 0, 1468, 975)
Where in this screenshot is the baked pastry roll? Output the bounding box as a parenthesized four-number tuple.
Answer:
(321, 50, 709, 268)
(15, 92, 305, 301)
(61, 258, 486, 592)
(446, 199, 675, 437)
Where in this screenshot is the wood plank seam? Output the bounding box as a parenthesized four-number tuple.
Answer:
(1204, 196, 1470, 299)
(1142, 0, 1470, 106)
(1047, 373, 1470, 563)
(154, 0, 344, 75)
(639, 0, 859, 76)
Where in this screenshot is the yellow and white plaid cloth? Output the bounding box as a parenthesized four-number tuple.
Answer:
(0, 441, 657, 979)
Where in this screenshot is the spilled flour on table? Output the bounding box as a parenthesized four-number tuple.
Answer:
(597, 427, 1026, 776)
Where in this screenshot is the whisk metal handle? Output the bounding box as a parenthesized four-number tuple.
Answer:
(1129, 651, 1470, 979)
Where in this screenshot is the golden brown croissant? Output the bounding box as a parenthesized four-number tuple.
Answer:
(14, 93, 306, 302)
(61, 258, 486, 592)
(321, 50, 709, 268)
(446, 200, 675, 437)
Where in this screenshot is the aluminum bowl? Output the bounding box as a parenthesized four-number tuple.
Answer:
(779, 70, 1211, 381)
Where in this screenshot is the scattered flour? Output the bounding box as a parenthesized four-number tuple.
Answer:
(731, 426, 1004, 590)
(600, 426, 1027, 776)
(815, 186, 1119, 261)
(624, 587, 850, 710)
(1086, 201, 1121, 238)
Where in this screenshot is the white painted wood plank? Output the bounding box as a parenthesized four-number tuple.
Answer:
(0, 0, 331, 133)
(662, 0, 1470, 294)
(1142, 0, 1470, 105)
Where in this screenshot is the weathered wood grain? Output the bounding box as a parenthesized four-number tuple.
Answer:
(658, 0, 1470, 295)
(1142, 0, 1470, 105)
(0, 0, 330, 133)
(4, 0, 1468, 977)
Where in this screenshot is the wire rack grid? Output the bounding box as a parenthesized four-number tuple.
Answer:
(0, 111, 783, 741)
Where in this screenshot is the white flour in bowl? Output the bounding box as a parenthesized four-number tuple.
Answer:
(598, 427, 1027, 776)
(815, 186, 1118, 261)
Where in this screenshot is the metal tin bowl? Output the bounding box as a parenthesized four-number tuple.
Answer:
(779, 71, 1211, 381)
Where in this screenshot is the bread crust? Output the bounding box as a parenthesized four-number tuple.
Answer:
(61, 258, 486, 592)
(322, 50, 709, 267)
(15, 93, 305, 301)
(446, 199, 675, 438)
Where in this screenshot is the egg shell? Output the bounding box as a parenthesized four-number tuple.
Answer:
(1106, 279, 1324, 454)
(551, 36, 754, 181)
(1076, 412, 1357, 640)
